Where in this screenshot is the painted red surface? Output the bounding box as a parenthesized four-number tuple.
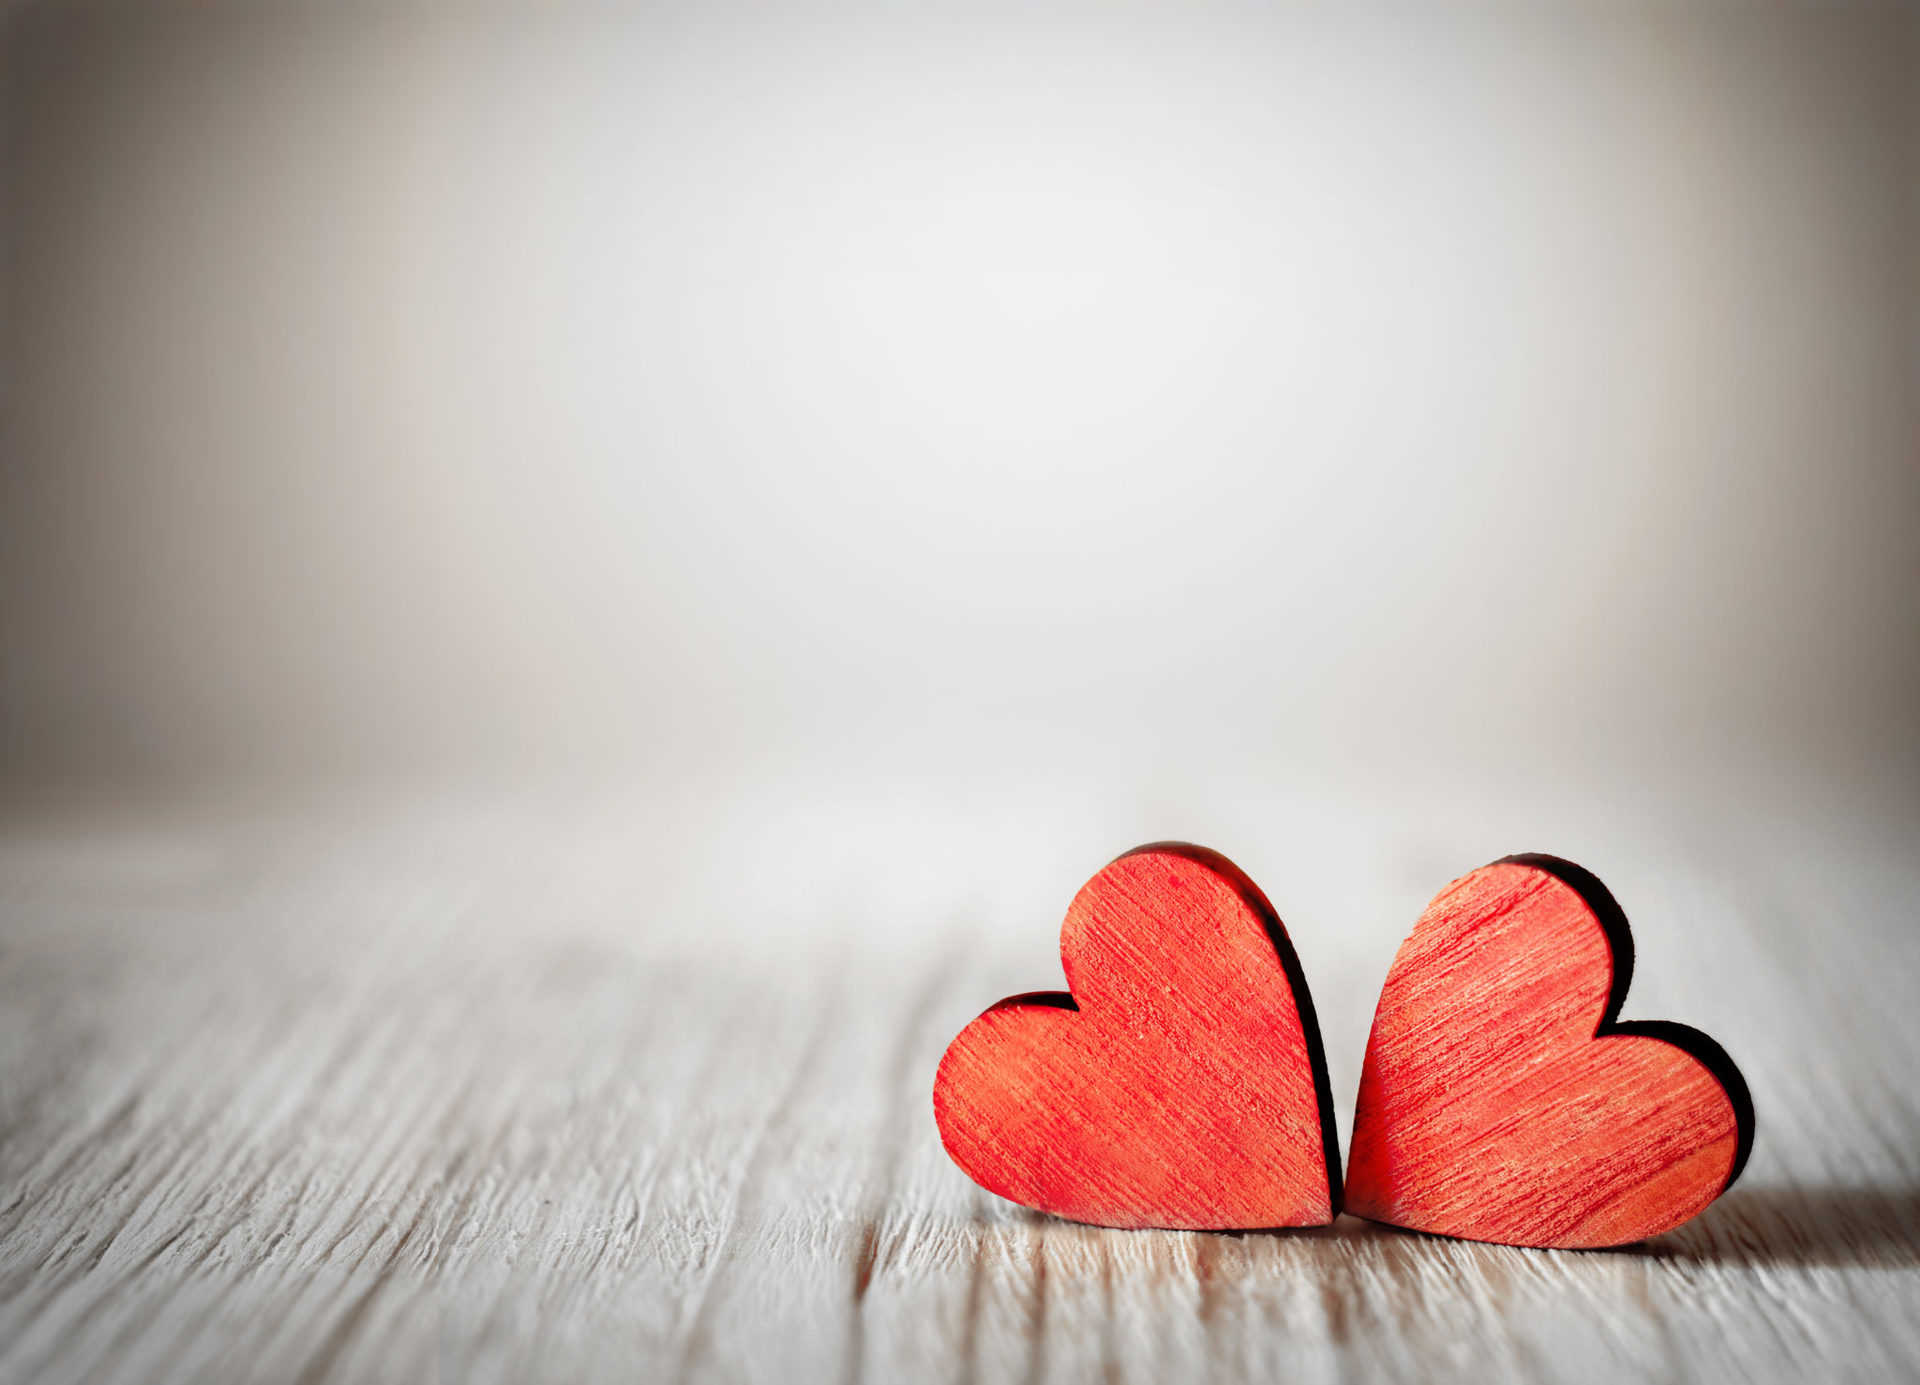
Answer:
(933, 844, 1339, 1230)
(1346, 858, 1749, 1249)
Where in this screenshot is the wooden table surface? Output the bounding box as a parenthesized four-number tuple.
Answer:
(2, 773, 1916, 1384)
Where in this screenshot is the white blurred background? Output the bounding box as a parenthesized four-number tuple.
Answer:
(1, 0, 1916, 946)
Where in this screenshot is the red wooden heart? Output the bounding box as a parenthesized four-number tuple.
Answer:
(933, 843, 1340, 1230)
(1346, 854, 1754, 1248)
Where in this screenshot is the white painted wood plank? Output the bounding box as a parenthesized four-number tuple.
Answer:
(1, 783, 1915, 1384)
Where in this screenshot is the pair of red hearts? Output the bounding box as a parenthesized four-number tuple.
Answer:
(933, 843, 1753, 1248)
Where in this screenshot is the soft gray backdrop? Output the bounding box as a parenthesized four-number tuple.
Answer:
(3, 0, 1916, 798)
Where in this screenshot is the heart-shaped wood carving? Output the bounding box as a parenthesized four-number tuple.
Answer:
(1346, 854, 1754, 1248)
(933, 843, 1340, 1230)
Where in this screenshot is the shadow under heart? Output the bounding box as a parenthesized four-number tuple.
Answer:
(1642, 1184, 1920, 1270)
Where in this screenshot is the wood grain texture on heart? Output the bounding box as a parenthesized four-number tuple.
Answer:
(932, 843, 1341, 1230)
(1346, 854, 1754, 1249)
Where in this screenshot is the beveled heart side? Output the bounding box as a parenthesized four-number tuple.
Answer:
(933, 844, 1340, 1230)
(1345, 855, 1754, 1248)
